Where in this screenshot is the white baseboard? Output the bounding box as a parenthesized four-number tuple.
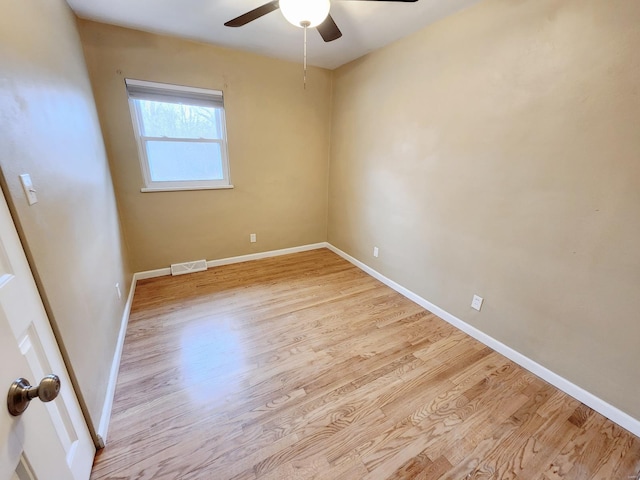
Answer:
(206, 243, 328, 268)
(134, 243, 329, 280)
(96, 274, 137, 447)
(326, 243, 640, 438)
(134, 267, 171, 280)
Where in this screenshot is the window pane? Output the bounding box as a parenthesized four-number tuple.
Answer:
(146, 141, 224, 182)
(137, 99, 222, 139)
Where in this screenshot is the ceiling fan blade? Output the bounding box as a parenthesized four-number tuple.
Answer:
(316, 14, 342, 42)
(224, 1, 280, 27)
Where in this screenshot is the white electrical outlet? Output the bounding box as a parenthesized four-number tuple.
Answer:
(250, 233, 257, 243)
(115, 283, 122, 300)
(471, 294, 483, 311)
(373, 247, 379, 258)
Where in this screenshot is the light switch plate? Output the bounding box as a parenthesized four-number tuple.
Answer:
(19, 174, 38, 205)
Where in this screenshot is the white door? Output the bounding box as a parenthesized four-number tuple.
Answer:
(0, 188, 94, 480)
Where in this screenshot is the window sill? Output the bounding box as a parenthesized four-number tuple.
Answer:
(140, 185, 234, 193)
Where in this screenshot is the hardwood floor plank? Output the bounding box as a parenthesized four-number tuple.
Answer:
(457, 389, 573, 478)
(506, 394, 582, 478)
(545, 411, 607, 480)
(611, 433, 640, 479)
(91, 249, 640, 479)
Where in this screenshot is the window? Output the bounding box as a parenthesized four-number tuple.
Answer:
(125, 79, 232, 192)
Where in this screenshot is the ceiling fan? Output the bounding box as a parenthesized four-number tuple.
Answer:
(225, 0, 419, 43)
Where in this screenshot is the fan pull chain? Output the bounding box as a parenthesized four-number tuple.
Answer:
(301, 20, 310, 90)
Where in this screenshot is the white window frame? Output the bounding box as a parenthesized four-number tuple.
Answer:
(125, 78, 233, 192)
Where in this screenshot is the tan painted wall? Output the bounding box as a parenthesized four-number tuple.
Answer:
(0, 0, 130, 429)
(329, 0, 640, 419)
(77, 21, 333, 273)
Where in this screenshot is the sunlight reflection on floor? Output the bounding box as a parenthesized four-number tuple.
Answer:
(179, 317, 246, 405)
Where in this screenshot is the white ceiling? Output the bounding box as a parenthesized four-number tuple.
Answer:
(67, 0, 481, 70)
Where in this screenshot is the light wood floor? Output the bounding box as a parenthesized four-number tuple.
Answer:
(91, 249, 640, 479)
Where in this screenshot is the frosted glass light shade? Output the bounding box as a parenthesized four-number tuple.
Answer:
(279, 0, 330, 28)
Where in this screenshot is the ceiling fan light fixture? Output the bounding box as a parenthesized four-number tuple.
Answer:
(279, 0, 330, 28)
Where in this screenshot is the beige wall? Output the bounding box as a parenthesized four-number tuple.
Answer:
(77, 21, 333, 273)
(0, 0, 130, 431)
(3, 0, 636, 439)
(329, 0, 640, 419)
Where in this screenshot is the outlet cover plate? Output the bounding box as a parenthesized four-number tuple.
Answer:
(471, 295, 483, 311)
